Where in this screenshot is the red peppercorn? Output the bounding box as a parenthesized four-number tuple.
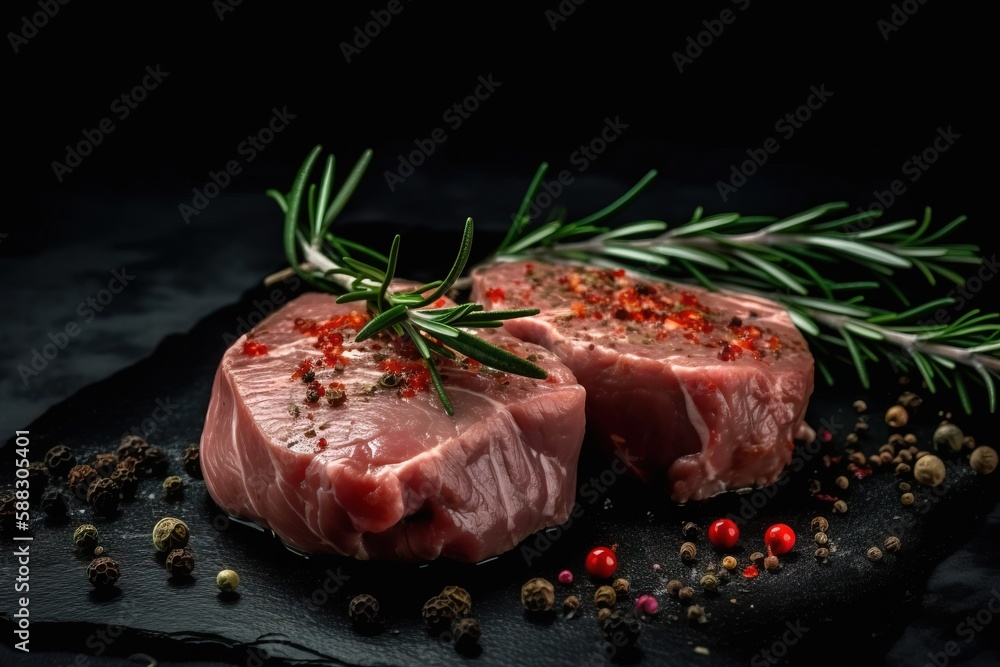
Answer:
(764, 523, 796, 555)
(585, 546, 618, 578)
(707, 518, 740, 550)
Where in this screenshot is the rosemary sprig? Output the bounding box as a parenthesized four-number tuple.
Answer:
(494, 166, 999, 411)
(268, 146, 546, 415)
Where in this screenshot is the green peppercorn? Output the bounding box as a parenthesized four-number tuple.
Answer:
(666, 580, 683, 597)
(814, 532, 829, 546)
(884, 536, 901, 553)
(914, 455, 946, 487)
(933, 423, 964, 453)
(901, 492, 915, 506)
(521, 577, 555, 612)
(44, 444, 76, 477)
(815, 547, 830, 560)
(451, 617, 481, 652)
(216, 569, 239, 592)
(612, 578, 630, 593)
(680, 541, 697, 562)
(899, 482, 912, 493)
(563, 595, 580, 613)
(811, 516, 829, 533)
(152, 517, 189, 552)
(835, 476, 849, 490)
(866, 546, 883, 562)
(87, 556, 120, 588)
(594, 585, 617, 608)
(700, 573, 719, 591)
(163, 476, 184, 497)
(182, 445, 202, 479)
(749, 551, 765, 563)
(678, 586, 695, 602)
(722, 556, 737, 570)
(971, 446, 998, 475)
(833, 500, 848, 514)
(166, 548, 195, 576)
(87, 478, 121, 516)
(440, 585, 472, 615)
(74, 524, 100, 551)
(423, 596, 459, 632)
(348, 594, 379, 627)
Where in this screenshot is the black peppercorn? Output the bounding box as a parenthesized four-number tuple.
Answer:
(815, 547, 830, 560)
(521, 578, 555, 612)
(87, 478, 121, 516)
(152, 517, 190, 552)
(666, 580, 683, 597)
(678, 586, 695, 602)
(40, 490, 68, 518)
(143, 447, 169, 476)
(74, 524, 100, 550)
(681, 521, 698, 538)
(87, 556, 120, 588)
(884, 536, 901, 553)
(110, 466, 139, 501)
(700, 573, 719, 591)
(867, 546, 883, 562)
(163, 476, 184, 497)
(451, 617, 481, 652)
(116, 435, 149, 464)
(68, 464, 99, 500)
(814, 532, 829, 546)
(348, 594, 380, 627)
(423, 596, 460, 633)
(166, 548, 195, 576)
(563, 595, 581, 613)
(305, 389, 320, 403)
(811, 516, 829, 533)
(602, 610, 642, 647)
(92, 453, 119, 477)
(440, 586, 472, 615)
(182, 446, 202, 479)
(44, 445, 77, 477)
(594, 585, 617, 608)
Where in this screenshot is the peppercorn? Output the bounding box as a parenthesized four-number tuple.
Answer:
(612, 578, 630, 594)
(44, 444, 77, 477)
(680, 542, 697, 562)
(144, 447, 169, 476)
(915, 450, 929, 459)
(152, 517, 190, 552)
(914, 454, 946, 487)
(521, 578, 555, 612)
(867, 546, 883, 562)
(216, 569, 239, 592)
(879, 443, 895, 455)
(681, 521, 698, 538)
(855, 420, 870, 433)
(884, 536, 901, 553)
(700, 573, 719, 591)
(87, 478, 121, 516)
(868, 454, 882, 467)
(68, 464, 99, 500)
(118, 456, 142, 474)
(833, 500, 848, 513)
(87, 556, 120, 588)
(814, 532, 829, 546)
(26, 461, 49, 503)
(440, 585, 472, 615)
(92, 453, 119, 477)
(749, 551, 765, 563)
(880, 451, 894, 464)
(899, 482, 912, 492)
(182, 446, 202, 479)
(94, 546, 105, 557)
(904, 433, 918, 445)
(846, 433, 860, 445)
(835, 476, 849, 490)
(932, 423, 963, 453)
(602, 610, 643, 646)
(563, 595, 580, 613)
(40, 490, 68, 518)
(423, 596, 460, 631)
(594, 585, 617, 608)
(897, 391, 922, 410)
(898, 449, 914, 463)
(74, 524, 100, 550)
(811, 516, 829, 533)
(678, 586, 695, 602)
(971, 446, 998, 475)
(597, 607, 613, 623)
(808, 479, 822, 494)
(901, 492, 915, 505)
(166, 548, 195, 576)
(895, 463, 912, 476)
(452, 617, 481, 652)
(722, 556, 737, 570)
(849, 452, 867, 466)
(666, 580, 683, 597)
(852, 399, 867, 413)
(764, 556, 779, 571)
(963, 435, 976, 450)
(163, 476, 184, 497)
(686, 605, 706, 624)
(110, 466, 139, 501)
(348, 594, 379, 627)
(815, 547, 830, 560)
(885, 405, 909, 428)
(117, 435, 149, 463)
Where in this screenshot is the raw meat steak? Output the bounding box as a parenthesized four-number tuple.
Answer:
(200, 292, 586, 561)
(471, 261, 814, 502)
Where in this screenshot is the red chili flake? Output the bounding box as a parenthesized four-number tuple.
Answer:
(485, 287, 505, 303)
(819, 429, 833, 442)
(853, 467, 874, 480)
(432, 297, 447, 308)
(317, 438, 327, 450)
(743, 565, 759, 579)
(718, 342, 743, 361)
(524, 263, 534, 275)
(815, 494, 840, 503)
(291, 359, 313, 380)
(571, 302, 588, 318)
(242, 341, 268, 356)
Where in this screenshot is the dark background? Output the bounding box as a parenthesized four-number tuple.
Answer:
(2, 2, 994, 665)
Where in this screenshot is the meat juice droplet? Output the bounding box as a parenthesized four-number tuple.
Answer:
(743, 565, 759, 579)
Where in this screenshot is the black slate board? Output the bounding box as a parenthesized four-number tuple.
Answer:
(2, 279, 998, 667)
